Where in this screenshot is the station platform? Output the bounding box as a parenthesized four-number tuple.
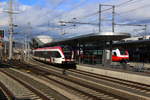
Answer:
(76, 64, 150, 85)
(129, 62, 150, 69)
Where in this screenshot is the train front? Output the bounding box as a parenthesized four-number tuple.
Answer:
(112, 48, 129, 63)
(62, 46, 76, 65)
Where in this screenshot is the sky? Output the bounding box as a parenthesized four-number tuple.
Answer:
(1, 0, 150, 41)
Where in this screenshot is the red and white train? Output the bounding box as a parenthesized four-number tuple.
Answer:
(32, 46, 75, 65)
(112, 48, 129, 62)
(32, 46, 129, 65)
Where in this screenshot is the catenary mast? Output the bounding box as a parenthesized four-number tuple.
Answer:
(8, 0, 14, 60)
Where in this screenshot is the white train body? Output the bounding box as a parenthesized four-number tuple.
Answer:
(32, 46, 75, 65)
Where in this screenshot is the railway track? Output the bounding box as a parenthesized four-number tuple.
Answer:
(68, 69, 150, 92)
(0, 67, 69, 100)
(9, 61, 125, 100)
(26, 59, 150, 100)
(2, 59, 150, 99)
(0, 68, 40, 100)
(0, 78, 14, 100)
(30, 67, 124, 100)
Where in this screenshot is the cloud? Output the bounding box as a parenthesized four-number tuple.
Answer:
(1, 0, 150, 41)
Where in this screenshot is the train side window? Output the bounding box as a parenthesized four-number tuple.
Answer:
(39, 51, 41, 57)
(51, 51, 55, 57)
(39, 51, 42, 57)
(43, 51, 47, 58)
(40, 51, 42, 57)
(113, 52, 117, 56)
(40, 51, 43, 57)
(35, 51, 39, 57)
(51, 51, 61, 58)
(48, 51, 51, 58)
(38, 51, 40, 57)
(55, 51, 61, 58)
(47, 51, 51, 58)
(36, 52, 38, 56)
(41, 51, 44, 57)
(34, 51, 36, 56)
(45, 51, 48, 58)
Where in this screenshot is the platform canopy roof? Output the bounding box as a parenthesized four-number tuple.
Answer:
(41, 32, 130, 47)
(113, 39, 150, 48)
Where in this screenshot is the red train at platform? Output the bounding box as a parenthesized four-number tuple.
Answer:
(79, 48, 129, 63)
(112, 48, 129, 62)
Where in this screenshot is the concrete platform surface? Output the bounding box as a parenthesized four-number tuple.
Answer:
(129, 62, 150, 69)
(77, 64, 150, 85)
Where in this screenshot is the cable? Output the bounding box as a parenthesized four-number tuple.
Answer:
(116, 0, 140, 7)
(50, 0, 143, 32)
(114, 0, 150, 25)
(44, 0, 67, 17)
(86, 0, 142, 19)
(65, 0, 89, 13)
(56, 0, 139, 30)
(69, 0, 140, 20)
(50, 0, 66, 12)
(51, 0, 89, 19)
(117, 4, 150, 15)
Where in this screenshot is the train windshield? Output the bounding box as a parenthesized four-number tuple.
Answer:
(120, 50, 127, 55)
(63, 46, 73, 59)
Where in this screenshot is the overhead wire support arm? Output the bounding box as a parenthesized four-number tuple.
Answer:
(115, 23, 147, 27)
(115, 23, 147, 39)
(59, 21, 98, 25)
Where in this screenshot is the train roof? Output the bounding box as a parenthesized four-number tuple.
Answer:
(41, 32, 130, 47)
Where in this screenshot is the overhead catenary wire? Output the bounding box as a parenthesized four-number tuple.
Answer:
(114, 0, 150, 21)
(51, 0, 141, 31)
(48, 0, 146, 34)
(116, 0, 141, 7)
(70, 0, 141, 20)
(45, 0, 90, 31)
(57, 0, 140, 33)
(50, 0, 89, 20)
(45, 0, 88, 23)
(117, 3, 150, 15)
(116, 0, 142, 9)
(45, 0, 67, 15)
(113, 0, 150, 26)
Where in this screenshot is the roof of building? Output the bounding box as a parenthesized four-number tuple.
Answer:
(41, 32, 130, 47)
(113, 39, 150, 48)
(32, 35, 54, 46)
